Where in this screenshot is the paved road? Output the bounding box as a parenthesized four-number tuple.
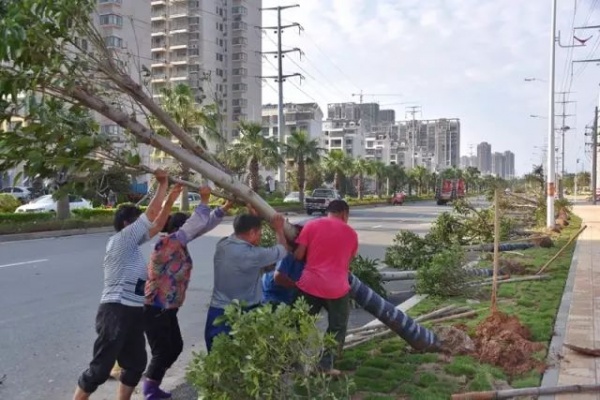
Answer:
(0, 201, 447, 400)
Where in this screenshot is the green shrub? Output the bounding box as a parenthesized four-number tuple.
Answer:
(0, 212, 55, 224)
(415, 245, 471, 298)
(0, 194, 21, 213)
(384, 230, 441, 270)
(72, 208, 116, 219)
(186, 299, 351, 399)
(350, 255, 386, 298)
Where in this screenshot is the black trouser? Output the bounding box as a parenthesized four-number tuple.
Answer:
(78, 303, 147, 393)
(300, 291, 350, 370)
(144, 306, 183, 383)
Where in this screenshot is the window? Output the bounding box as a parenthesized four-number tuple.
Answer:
(216, 53, 223, 62)
(99, 14, 123, 27)
(232, 68, 247, 76)
(232, 6, 247, 15)
(216, 68, 223, 77)
(232, 37, 247, 46)
(100, 124, 123, 136)
(104, 35, 123, 48)
(232, 83, 247, 91)
(232, 99, 247, 107)
(231, 52, 247, 61)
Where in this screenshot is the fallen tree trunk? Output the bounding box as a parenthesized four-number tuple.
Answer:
(451, 383, 600, 399)
(348, 274, 439, 351)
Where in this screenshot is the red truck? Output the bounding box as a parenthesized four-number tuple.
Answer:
(435, 178, 466, 205)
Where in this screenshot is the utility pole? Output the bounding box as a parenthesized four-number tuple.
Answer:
(260, 5, 302, 193)
(593, 107, 598, 205)
(555, 91, 575, 199)
(546, 0, 557, 228)
(405, 106, 422, 169)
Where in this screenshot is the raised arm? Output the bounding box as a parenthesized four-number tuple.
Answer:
(149, 184, 183, 238)
(145, 169, 170, 223)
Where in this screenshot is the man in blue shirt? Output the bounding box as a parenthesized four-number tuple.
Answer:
(262, 254, 305, 306)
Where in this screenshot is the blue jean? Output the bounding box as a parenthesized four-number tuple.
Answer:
(204, 304, 259, 353)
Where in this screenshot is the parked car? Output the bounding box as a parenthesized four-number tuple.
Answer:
(390, 191, 406, 205)
(15, 194, 92, 213)
(1, 186, 33, 203)
(283, 191, 301, 203)
(173, 192, 202, 209)
(304, 188, 342, 215)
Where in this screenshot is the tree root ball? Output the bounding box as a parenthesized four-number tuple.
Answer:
(433, 326, 475, 355)
(532, 236, 554, 248)
(474, 312, 545, 376)
(556, 217, 569, 227)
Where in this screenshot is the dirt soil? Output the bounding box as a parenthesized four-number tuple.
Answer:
(473, 312, 545, 376)
(499, 259, 530, 275)
(532, 236, 554, 248)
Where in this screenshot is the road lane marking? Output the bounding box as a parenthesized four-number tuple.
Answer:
(0, 259, 48, 269)
(371, 225, 382, 229)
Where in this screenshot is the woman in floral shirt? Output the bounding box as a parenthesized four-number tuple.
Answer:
(143, 186, 233, 399)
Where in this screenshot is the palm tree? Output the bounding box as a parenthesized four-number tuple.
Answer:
(230, 121, 281, 193)
(371, 160, 387, 198)
(284, 131, 323, 203)
(386, 164, 407, 194)
(352, 158, 375, 199)
(322, 150, 352, 192)
(464, 166, 481, 194)
(411, 166, 429, 195)
(150, 84, 223, 211)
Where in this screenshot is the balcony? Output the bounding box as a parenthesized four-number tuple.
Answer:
(231, 21, 247, 31)
(151, 11, 166, 21)
(151, 0, 166, 4)
(169, 6, 189, 18)
(169, 55, 189, 64)
(151, 59, 166, 67)
(151, 40, 167, 51)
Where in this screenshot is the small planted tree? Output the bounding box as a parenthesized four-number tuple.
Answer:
(186, 300, 351, 399)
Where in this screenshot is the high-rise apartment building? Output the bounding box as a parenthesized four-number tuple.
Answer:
(150, 0, 262, 141)
(503, 150, 515, 178)
(492, 152, 505, 178)
(397, 118, 460, 171)
(477, 141, 492, 174)
(261, 103, 323, 141)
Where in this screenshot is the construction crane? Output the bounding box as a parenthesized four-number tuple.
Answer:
(351, 91, 404, 104)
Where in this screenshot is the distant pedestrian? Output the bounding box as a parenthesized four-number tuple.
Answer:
(73, 170, 182, 400)
(294, 200, 358, 376)
(204, 209, 289, 352)
(143, 187, 233, 399)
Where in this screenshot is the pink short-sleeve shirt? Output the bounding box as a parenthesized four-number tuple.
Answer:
(295, 217, 358, 299)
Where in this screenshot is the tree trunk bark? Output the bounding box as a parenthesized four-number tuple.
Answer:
(67, 87, 298, 239)
(180, 167, 190, 212)
(334, 172, 340, 191)
(297, 158, 305, 204)
(56, 195, 70, 220)
(358, 174, 363, 200)
(248, 157, 260, 193)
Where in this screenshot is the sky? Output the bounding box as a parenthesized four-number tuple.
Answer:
(260, 0, 600, 176)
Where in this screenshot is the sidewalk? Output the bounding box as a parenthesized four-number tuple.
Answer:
(541, 204, 600, 399)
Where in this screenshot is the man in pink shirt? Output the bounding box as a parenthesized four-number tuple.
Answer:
(294, 200, 358, 375)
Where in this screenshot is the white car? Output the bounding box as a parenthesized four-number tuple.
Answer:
(15, 194, 92, 213)
(1, 186, 33, 202)
(173, 192, 202, 209)
(283, 192, 301, 203)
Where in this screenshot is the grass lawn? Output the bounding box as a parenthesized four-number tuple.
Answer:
(332, 215, 582, 400)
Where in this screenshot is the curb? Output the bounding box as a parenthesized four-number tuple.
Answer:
(0, 226, 114, 243)
(538, 237, 581, 400)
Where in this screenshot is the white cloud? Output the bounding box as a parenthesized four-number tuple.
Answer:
(260, 0, 600, 175)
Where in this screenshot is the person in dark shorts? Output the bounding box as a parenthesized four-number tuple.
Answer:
(72, 170, 181, 400)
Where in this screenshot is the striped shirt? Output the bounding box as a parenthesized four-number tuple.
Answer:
(100, 214, 152, 307)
